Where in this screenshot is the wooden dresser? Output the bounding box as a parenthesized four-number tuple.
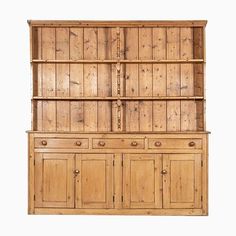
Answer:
(27, 20, 209, 215)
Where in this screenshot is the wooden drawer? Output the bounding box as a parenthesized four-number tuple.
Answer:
(148, 138, 202, 149)
(35, 138, 89, 149)
(92, 138, 145, 149)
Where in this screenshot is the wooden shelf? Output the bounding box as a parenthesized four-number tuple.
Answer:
(33, 96, 204, 101)
(27, 130, 211, 134)
(31, 59, 117, 64)
(28, 20, 207, 27)
(120, 59, 204, 64)
(31, 59, 204, 64)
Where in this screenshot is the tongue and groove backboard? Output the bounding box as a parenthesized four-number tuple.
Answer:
(30, 21, 205, 132)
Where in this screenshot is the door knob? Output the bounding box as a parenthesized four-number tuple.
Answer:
(161, 170, 167, 175)
(74, 169, 80, 174)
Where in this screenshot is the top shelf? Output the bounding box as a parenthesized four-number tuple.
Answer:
(28, 20, 207, 27)
(31, 59, 205, 64)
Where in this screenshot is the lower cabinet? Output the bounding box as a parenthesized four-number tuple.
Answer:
(34, 152, 202, 210)
(123, 153, 202, 209)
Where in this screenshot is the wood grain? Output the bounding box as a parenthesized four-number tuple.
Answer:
(41, 28, 56, 131)
(153, 27, 167, 131)
(83, 28, 98, 131)
(167, 28, 181, 131)
(97, 28, 112, 131)
(124, 28, 139, 131)
(180, 28, 196, 131)
(56, 28, 70, 131)
(70, 28, 84, 131)
(139, 28, 153, 131)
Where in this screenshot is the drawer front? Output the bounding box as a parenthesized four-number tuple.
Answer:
(148, 138, 202, 149)
(35, 138, 89, 149)
(92, 138, 145, 149)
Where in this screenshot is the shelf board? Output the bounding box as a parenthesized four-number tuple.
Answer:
(120, 59, 204, 64)
(31, 59, 204, 64)
(26, 130, 210, 134)
(31, 59, 117, 64)
(28, 20, 208, 28)
(32, 96, 204, 101)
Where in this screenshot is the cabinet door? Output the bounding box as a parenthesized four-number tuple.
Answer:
(163, 154, 201, 208)
(75, 154, 113, 208)
(35, 153, 74, 208)
(123, 154, 162, 208)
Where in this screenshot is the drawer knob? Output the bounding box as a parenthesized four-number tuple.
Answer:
(41, 140, 47, 146)
(161, 170, 167, 175)
(75, 141, 82, 146)
(154, 141, 162, 147)
(189, 141, 196, 147)
(98, 141, 106, 147)
(131, 141, 138, 146)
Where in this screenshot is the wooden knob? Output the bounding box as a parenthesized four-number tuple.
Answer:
(161, 170, 167, 175)
(131, 141, 138, 146)
(189, 141, 196, 147)
(154, 141, 162, 147)
(74, 169, 80, 174)
(75, 141, 82, 146)
(98, 141, 105, 147)
(41, 140, 47, 146)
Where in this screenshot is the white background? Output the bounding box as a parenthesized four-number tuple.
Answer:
(0, 0, 235, 235)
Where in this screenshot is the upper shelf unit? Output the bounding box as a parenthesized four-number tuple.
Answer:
(29, 21, 206, 132)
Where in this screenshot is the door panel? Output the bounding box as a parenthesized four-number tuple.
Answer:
(35, 153, 74, 208)
(163, 154, 201, 208)
(75, 154, 113, 208)
(123, 154, 162, 208)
